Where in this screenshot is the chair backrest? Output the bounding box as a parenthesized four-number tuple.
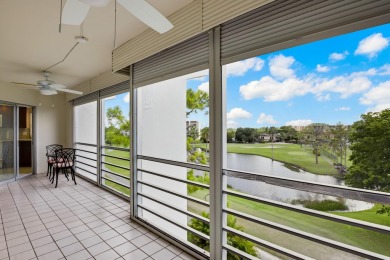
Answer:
(46, 144, 63, 158)
(55, 148, 75, 166)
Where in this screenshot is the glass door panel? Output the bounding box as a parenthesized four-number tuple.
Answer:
(0, 103, 15, 182)
(19, 106, 33, 175)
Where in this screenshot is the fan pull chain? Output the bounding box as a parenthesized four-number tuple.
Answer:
(114, 0, 117, 49)
(59, 0, 63, 33)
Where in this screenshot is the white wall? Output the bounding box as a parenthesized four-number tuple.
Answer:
(137, 76, 187, 239)
(0, 82, 67, 174)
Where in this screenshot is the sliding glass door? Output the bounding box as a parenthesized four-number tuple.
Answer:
(0, 103, 16, 182)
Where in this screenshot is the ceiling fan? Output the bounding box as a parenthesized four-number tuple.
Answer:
(11, 71, 83, 96)
(62, 0, 174, 34)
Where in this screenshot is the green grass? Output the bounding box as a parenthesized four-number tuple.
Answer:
(101, 149, 130, 196)
(188, 189, 390, 257)
(196, 143, 339, 175)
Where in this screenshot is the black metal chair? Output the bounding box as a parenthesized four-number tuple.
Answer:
(51, 148, 77, 188)
(46, 144, 63, 179)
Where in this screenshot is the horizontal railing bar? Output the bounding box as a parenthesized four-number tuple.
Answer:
(75, 166, 97, 176)
(101, 153, 130, 162)
(76, 154, 97, 162)
(138, 169, 209, 189)
(75, 142, 97, 147)
(138, 204, 210, 241)
(75, 148, 97, 155)
(224, 226, 313, 260)
(101, 176, 129, 189)
(225, 189, 390, 235)
(138, 180, 210, 207)
(224, 169, 390, 204)
(223, 244, 259, 260)
(138, 192, 210, 224)
(101, 169, 130, 180)
(101, 183, 130, 198)
(75, 160, 97, 169)
(137, 155, 210, 172)
(101, 145, 130, 152)
(224, 208, 388, 260)
(101, 161, 130, 171)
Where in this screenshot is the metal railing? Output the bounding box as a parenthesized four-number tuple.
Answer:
(222, 168, 390, 259)
(75, 142, 98, 181)
(136, 155, 211, 257)
(100, 145, 130, 196)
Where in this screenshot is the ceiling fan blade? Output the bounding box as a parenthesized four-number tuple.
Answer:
(79, 0, 111, 7)
(62, 0, 91, 25)
(117, 0, 173, 34)
(54, 88, 84, 95)
(10, 82, 37, 86)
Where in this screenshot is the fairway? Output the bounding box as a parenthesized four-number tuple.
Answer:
(196, 142, 340, 175)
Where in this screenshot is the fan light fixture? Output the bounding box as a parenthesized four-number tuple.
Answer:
(40, 89, 58, 96)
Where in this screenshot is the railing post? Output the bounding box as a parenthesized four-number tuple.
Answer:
(130, 65, 138, 217)
(209, 26, 225, 260)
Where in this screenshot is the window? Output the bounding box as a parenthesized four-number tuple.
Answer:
(136, 70, 210, 255)
(101, 92, 130, 196)
(74, 101, 98, 181)
(221, 24, 390, 259)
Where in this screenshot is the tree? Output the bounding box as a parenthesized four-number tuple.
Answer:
(345, 109, 390, 192)
(329, 123, 349, 166)
(188, 211, 257, 259)
(105, 106, 130, 147)
(227, 128, 236, 143)
(187, 89, 210, 193)
(186, 89, 209, 117)
(306, 123, 326, 164)
(200, 127, 209, 143)
(279, 126, 298, 142)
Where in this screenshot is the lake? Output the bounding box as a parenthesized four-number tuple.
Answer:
(224, 153, 373, 211)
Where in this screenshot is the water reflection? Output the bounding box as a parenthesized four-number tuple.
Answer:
(225, 153, 373, 211)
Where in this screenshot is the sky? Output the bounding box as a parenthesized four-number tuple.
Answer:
(222, 23, 390, 129)
(106, 23, 390, 130)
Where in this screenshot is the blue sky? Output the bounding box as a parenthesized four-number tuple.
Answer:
(107, 23, 390, 130)
(222, 23, 390, 128)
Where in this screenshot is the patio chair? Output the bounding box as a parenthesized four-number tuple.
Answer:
(46, 144, 63, 179)
(51, 148, 77, 188)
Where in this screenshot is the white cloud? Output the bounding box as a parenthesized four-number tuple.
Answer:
(378, 64, 390, 75)
(312, 75, 371, 98)
(360, 81, 390, 112)
(315, 93, 331, 102)
(239, 76, 311, 101)
(226, 108, 252, 120)
(269, 54, 295, 79)
(329, 51, 349, 61)
(335, 106, 351, 111)
(226, 57, 264, 77)
(123, 93, 129, 103)
(197, 82, 209, 93)
(227, 120, 239, 128)
(285, 119, 313, 126)
(316, 64, 330, 72)
(256, 113, 277, 125)
(355, 33, 389, 58)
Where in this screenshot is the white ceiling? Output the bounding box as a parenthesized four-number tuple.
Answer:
(0, 0, 193, 89)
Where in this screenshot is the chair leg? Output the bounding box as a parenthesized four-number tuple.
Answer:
(72, 168, 76, 185)
(63, 169, 69, 181)
(51, 167, 55, 184)
(46, 163, 50, 177)
(55, 168, 59, 188)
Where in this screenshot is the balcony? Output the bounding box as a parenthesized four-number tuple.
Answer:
(0, 173, 195, 260)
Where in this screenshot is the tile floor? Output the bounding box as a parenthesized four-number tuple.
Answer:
(0, 173, 197, 260)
